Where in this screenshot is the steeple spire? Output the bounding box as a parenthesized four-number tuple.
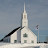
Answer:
(24, 3, 26, 13)
(22, 3, 28, 27)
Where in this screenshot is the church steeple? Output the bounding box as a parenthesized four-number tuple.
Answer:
(22, 3, 28, 27)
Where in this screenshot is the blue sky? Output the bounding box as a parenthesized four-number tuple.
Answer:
(0, 0, 48, 42)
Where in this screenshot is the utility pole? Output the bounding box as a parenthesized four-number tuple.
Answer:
(38, 27, 39, 43)
(36, 25, 39, 43)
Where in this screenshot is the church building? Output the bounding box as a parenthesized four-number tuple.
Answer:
(0, 4, 37, 44)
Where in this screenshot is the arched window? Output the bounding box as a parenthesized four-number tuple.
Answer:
(23, 33, 28, 37)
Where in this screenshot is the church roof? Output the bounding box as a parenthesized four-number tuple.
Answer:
(5, 27, 21, 37)
(0, 27, 21, 41)
(0, 26, 25, 42)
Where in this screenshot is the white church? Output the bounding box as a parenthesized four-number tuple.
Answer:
(0, 4, 37, 44)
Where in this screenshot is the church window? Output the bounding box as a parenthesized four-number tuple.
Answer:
(31, 40, 34, 43)
(23, 33, 28, 37)
(24, 40, 27, 43)
(14, 40, 17, 43)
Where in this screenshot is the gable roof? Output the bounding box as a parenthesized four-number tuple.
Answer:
(5, 27, 21, 37)
(0, 27, 21, 41)
(0, 26, 25, 42)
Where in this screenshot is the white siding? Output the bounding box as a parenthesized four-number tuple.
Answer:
(10, 28, 21, 43)
(21, 27, 37, 44)
(10, 31, 17, 43)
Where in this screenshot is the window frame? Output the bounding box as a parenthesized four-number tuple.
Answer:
(23, 33, 28, 37)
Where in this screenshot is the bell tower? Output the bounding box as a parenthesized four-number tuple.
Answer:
(22, 3, 28, 27)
